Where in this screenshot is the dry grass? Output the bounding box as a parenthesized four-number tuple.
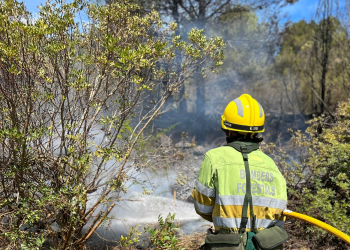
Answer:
(177, 232, 206, 249)
(79, 222, 350, 250)
(283, 220, 350, 250)
(81, 231, 206, 250)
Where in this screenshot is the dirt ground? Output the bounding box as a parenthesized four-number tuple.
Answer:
(84, 225, 350, 250)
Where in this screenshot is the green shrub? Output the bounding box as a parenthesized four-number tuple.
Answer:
(269, 100, 350, 246)
(144, 213, 184, 250)
(0, 0, 224, 248)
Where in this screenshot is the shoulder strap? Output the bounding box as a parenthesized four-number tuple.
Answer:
(226, 141, 259, 153)
(226, 141, 259, 234)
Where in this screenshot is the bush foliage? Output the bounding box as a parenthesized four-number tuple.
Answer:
(144, 213, 184, 250)
(269, 100, 350, 246)
(0, 0, 224, 248)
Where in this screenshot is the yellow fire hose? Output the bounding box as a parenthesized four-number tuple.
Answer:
(283, 210, 350, 245)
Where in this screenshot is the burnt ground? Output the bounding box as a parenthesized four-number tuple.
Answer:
(153, 109, 309, 146)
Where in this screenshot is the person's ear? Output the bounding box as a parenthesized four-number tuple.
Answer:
(228, 131, 235, 137)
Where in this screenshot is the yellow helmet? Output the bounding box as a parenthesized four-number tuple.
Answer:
(221, 94, 265, 133)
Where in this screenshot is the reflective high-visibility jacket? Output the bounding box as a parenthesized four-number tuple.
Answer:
(191, 145, 287, 232)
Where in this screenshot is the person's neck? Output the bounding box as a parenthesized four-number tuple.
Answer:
(226, 136, 263, 144)
(226, 136, 240, 143)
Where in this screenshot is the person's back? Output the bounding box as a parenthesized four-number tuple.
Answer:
(192, 94, 288, 249)
(193, 141, 287, 232)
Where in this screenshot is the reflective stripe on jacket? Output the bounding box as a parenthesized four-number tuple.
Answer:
(191, 145, 287, 232)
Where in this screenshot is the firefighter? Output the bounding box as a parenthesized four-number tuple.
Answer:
(192, 94, 288, 250)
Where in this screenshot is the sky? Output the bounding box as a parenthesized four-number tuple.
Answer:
(282, 0, 319, 23)
(22, 0, 321, 24)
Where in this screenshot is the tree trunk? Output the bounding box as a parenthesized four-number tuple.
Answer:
(316, 0, 333, 114)
(319, 17, 331, 114)
(194, 0, 207, 144)
(172, 0, 188, 113)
